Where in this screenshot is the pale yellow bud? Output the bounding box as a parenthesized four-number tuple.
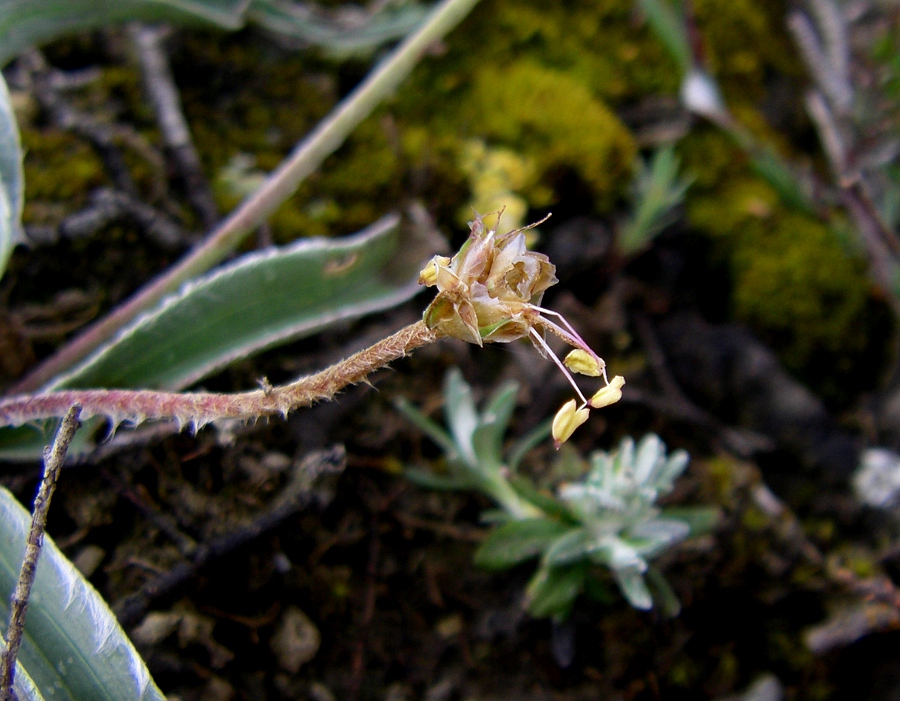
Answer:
(563, 349, 605, 377)
(418, 257, 447, 287)
(552, 399, 590, 449)
(589, 375, 625, 409)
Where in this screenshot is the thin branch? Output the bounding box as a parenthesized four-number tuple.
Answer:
(804, 90, 848, 182)
(788, 9, 852, 114)
(0, 405, 82, 701)
(13, 0, 483, 393)
(60, 188, 193, 249)
(841, 183, 900, 318)
(806, 0, 851, 108)
(0, 322, 439, 428)
(128, 24, 219, 230)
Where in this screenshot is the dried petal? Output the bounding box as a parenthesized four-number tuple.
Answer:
(590, 376, 625, 409)
(423, 296, 482, 346)
(552, 399, 590, 449)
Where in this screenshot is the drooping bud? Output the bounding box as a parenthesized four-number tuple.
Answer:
(589, 376, 625, 409)
(563, 349, 605, 377)
(552, 399, 590, 449)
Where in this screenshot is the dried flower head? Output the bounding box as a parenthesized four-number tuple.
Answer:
(419, 212, 556, 345)
(420, 211, 624, 446)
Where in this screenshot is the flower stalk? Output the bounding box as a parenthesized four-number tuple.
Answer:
(0, 322, 437, 429)
(0, 213, 622, 447)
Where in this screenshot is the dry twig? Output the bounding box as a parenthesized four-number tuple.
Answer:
(129, 24, 219, 230)
(0, 404, 82, 701)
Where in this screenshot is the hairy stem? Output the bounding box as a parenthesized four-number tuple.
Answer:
(14, 0, 482, 393)
(0, 323, 438, 429)
(0, 405, 82, 700)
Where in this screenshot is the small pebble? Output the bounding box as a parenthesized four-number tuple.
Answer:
(270, 606, 321, 673)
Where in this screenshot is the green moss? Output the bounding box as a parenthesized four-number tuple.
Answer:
(767, 630, 816, 672)
(702, 455, 746, 508)
(174, 32, 419, 241)
(164, 0, 798, 243)
(397, 61, 636, 214)
(402, 0, 679, 110)
(709, 650, 740, 691)
(460, 61, 635, 210)
(481, 0, 680, 101)
(21, 128, 106, 224)
(96, 65, 154, 125)
(741, 505, 770, 532)
(392, 1, 654, 212)
(667, 659, 698, 688)
(689, 175, 871, 372)
(841, 548, 878, 579)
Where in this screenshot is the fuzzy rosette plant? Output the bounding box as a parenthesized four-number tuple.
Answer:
(477, 434, 717, 619)
(399, 371, 717, 620)
(539, 435, 699, 611)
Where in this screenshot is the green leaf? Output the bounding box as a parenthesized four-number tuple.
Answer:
(0, 0, 432, 66)
(0, 488, 165, 700)
(442, 368, 479, 465)
(645, 565, 680, 617)
(583, 575, 615, 605)
(613, 566, 653, 610)
(474, 518, 573, 571)
(393, 398, 457, 456)
(8, 663, 44, 701)
(249, 1, 429, 58)
(637, 0, 691, 74)
(0, 0, 245, 65)
(471, 380, 519, 464)
(47, 214, 430, 392)
(506, 417, 551, 471)
(543, 528, 597, 566)
(661, 505, 720, 537)
(0, 624, 44, 701)
(0, 71, 23, 279)
(618, 145, 692, 257)
(0, 420, 97, 463)
(0, 215, 439, 460)
(507, 475, 574, 521)
(403, 467, 472, 492)
(748, 147, 814, 215)
(525, 563, 587, 620)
